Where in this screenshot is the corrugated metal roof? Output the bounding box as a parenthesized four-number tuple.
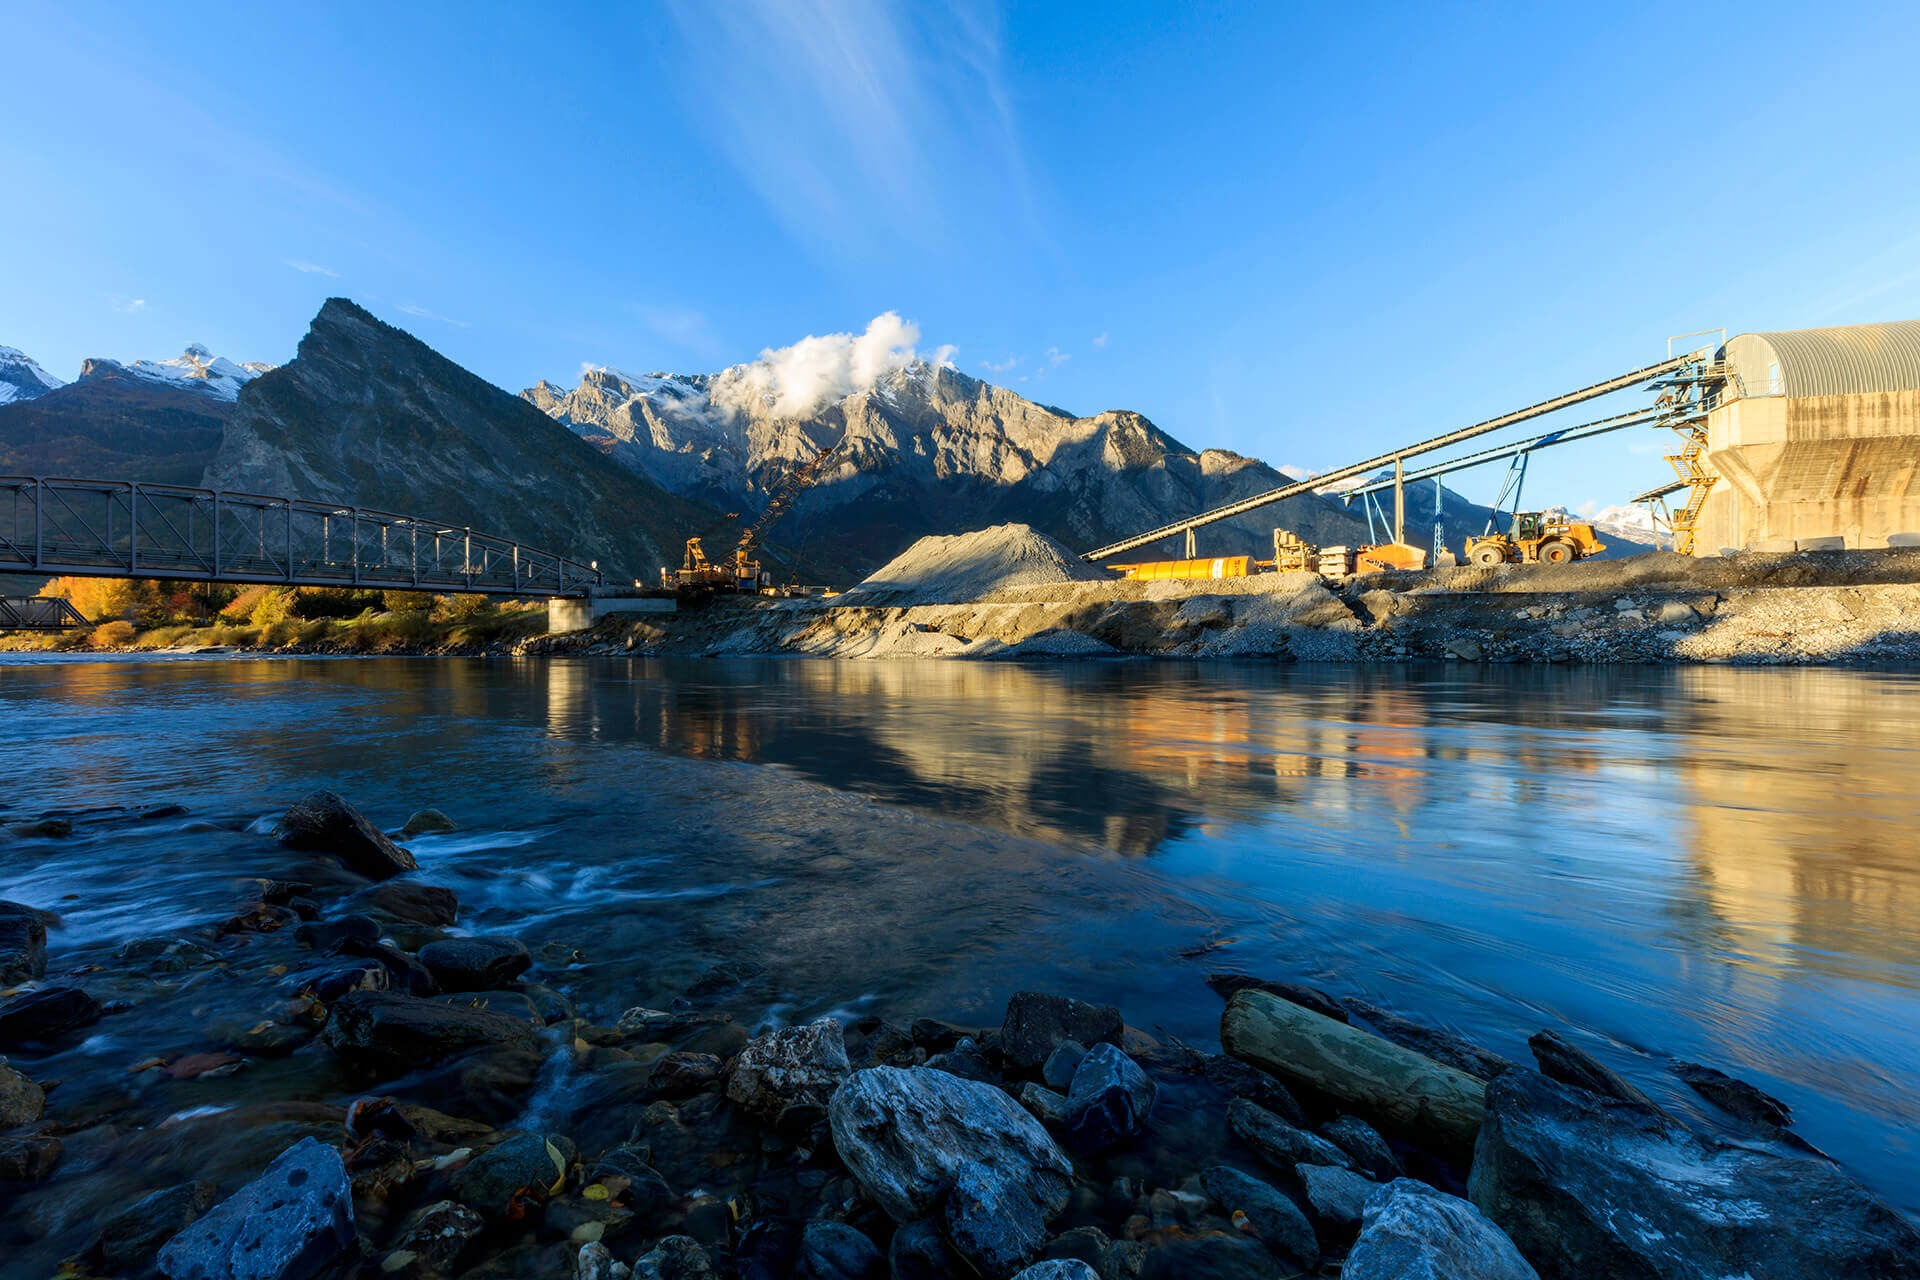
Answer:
(1722, 320, 1920, 399)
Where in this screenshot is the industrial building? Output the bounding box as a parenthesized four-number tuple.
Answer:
(1694, 320, 1920, 553)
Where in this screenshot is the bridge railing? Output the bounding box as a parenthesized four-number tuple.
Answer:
(0, 477, 603, 597)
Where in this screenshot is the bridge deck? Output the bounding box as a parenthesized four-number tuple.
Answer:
(1, 477, 602, 598)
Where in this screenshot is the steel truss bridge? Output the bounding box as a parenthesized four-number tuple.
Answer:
(0, 596, 88, 631)
(1, 477, 603, 598)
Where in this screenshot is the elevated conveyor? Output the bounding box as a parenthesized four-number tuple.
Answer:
(1082, 349, 1711, 562)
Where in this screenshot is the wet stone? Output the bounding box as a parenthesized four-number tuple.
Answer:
(0, 984, 101, 1047)
(649, 1050, 724, 1097)
(324, 990, 536, 1071)
(1063, 1042, 1156, 1153)
(1673, 1059, 1792, 1128)
(156, 1137, 355, 1280)
(1140, 1234, 1285, 1279)
(944, 1160, 1052, 1279)
(726, 1018, 851, 1120)
(454, 1131, 568, 1214)
(0, 1056, 46, 1126)
(294, 914, 381, 951)
(1228, 1097, 1352, 1172)
(1528, 1029, 1663, 1113)
(633, 1234, 717, 1280)
(275, 790, 417, 880)
(388, 1199, 485, 1276)
(1042, 1040, 1088, 1091)
(400, 808, 458, 837)
(92, 1181, 219, 1271)
(794, 1219, 886, 1280)
(1013, 1264, 1100, 1280)
(889, 1218, 967, 1280)
(418, 936, 531, 991)
(1296, 1162, 1376, 1230)
(1320, 1114, 1402, 1181)
(587, 1144, 676, 1214)
(351, 880, 460, 927)
(0, 900, 50, 983)
(1203, 1054, 1307, 1126)
(329, 937, 436, 994)
(0, 1132, 61, 1181)
(1001, 991, 1125, 1071)
(119, 935, 222, 972)
(1346, 1179, 1537, 1280)
(1206, 972, 1349, 1023)
(1201, 1165, 1318, 1272)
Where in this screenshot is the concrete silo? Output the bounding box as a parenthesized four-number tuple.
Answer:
(1694, 320, 1920, 552)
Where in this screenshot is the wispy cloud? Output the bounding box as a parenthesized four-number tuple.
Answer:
(1092, 332, 1109, 348)
(660, 0, 1039, 257)
(284, 259, 340, 278)
(112, 296, 147, 314)
(1046, 346, 1070, 367)
(395, 302, 469, 329)
(982, 355, 1019, 374)
(628, 303, 729, 365)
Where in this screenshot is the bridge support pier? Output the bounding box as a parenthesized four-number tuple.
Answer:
(548, 592, 677, 635)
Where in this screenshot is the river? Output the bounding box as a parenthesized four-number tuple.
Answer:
(2, 654, 1918, 1216)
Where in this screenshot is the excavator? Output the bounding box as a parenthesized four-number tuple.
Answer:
(665, 438, 849, 592)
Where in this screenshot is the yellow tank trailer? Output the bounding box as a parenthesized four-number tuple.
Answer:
(1109, 555, 1253, 581)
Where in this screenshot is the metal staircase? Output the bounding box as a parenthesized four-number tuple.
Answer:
(1663, 427, 1715, 556)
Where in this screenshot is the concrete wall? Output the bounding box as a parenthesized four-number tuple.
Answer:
(548, 594, 676, 634)
(1696, 388, 1920, 551)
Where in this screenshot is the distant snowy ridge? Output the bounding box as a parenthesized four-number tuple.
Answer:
(84, 343, 274, 402)
(0, 345, 65, 404)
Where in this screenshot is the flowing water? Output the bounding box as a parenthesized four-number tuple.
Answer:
(3, 654, 1919, 1216)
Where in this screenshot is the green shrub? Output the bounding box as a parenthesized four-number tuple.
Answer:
(432, 592, 492, 622)
(291, 587, 385, 619)
(382, 590, 434, 615)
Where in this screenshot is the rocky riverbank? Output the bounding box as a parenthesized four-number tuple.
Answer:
(4, 791, 1917, 1279)
(526, 545, 1920, 667)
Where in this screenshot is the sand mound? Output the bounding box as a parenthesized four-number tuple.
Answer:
(843, 524, 1114, 606)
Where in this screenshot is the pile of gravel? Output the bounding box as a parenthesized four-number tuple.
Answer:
(842, 524, 1114, 606)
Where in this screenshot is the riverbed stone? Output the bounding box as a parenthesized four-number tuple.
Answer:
(324, 990, 536, 1070)
(1201, 1165, 1318, 1271)
(0, 1132, 61, 1180)
(1228, 1097, 1352, 1171)
(1341, 997, 1515, 1080)
(0, 1056, 46, 1127)
(0, 900, 49, 984)
(455, 1131, 567, 1213)
(1063, 1042, 1156, 1152)
(1320, 1114, 1401, 1181)
(827, 1065, 1073, 1224)
(156, 1137, 354, 1280)
(294, 914, 381, 951)
(1001, 992, 1125, 1071)
(1296, 1162, 1377, 1229)
(282, 960, 388, 1003)
(1225, 990, 1487, 1150)
(1206, 972, 1348, 1022)
(119, 934, 221, 972)
(1204, 1053, 1307, 1125)
(795, 1219, 885, 1280)
(1527, 1030, 1661, 1112)
(944, 1159, 1052, 1278)
(1672, 1059, 1791, 1128)
(1017, 1081, 1069, 1125)
(351, 880, 460, 927)
(633, 1235, 716, 1280)
(1012, 1263, 1099, 1280)
(1468, 1069, 1920, 1279)
(726, 1018, 851, 1120)
(1042, 1040, 1088, 1091)
(1346, 1179, 1538, 1280)
(275, 790, 417, 879)
(387, 1199, 485, 1276)
(0, 984, 101, 1046)
(93, 1181, 219, 1271)
(889, 1218, 967, 1279)
(1140, 1234, 1285, 1279)
(418, 936, 531, 991)
(587, 1144, 676, 1215)
(400, 808, 457, 837)
(329, 937, 437, 994)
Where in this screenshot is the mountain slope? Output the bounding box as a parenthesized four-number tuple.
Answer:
(0, 346, 64, 404)
(205, 299, 719, 581)
(525, 361, 1380, 570)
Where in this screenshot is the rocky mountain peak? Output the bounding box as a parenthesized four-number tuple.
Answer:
(0, 345, 65, 404)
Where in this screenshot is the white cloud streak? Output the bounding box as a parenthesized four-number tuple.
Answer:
(395, 302, 470, 329)
(1092, 332, 1109, 348)
(284, 259, 340, 277)
(113, 297, 147, 313)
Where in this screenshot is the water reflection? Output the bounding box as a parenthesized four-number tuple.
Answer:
(3, 655, 1920, 1209)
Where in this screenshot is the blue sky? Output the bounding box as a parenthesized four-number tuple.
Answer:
(4, 0, 1919, 511)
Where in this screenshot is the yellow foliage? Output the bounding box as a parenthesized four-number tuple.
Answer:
(89, 620, 136, 649)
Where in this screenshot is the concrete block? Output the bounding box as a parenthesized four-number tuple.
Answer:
(1887, 532, 1920, 548)
(1795, 536, 1846, 552)
(1747, 538, 1797, 554)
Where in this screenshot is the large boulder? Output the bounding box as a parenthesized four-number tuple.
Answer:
(0, 984, 101, 1047)
(827, 1066, 1073, 1224)
(1469, 1070, 1920, 1279)
(1201, 1165, 1319, 1271)
(157, 1138, 354, 1280)
(1346, 1179, 1538, 1280)
(0, 1056, 46, 1127)
(943, 1161, 1052, 1278)
(275, 790, 417, 879)
(1000, 992, 1124, 1071)
(324, 990, 536, 1071)
(418, 937, 530, 991)
(0, 900, 48, 984)
(726, 1018, 851, 1120)
(1527, 1030, 1662, 1113)
(1063, 1042, 1156, 1152)
(1224, 989, 1487, 1150)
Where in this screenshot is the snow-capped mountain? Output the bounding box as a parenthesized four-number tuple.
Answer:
(81, 343, 274, 402)
(0, 346, 64, 404)
(1565, 502, 1669, 550)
